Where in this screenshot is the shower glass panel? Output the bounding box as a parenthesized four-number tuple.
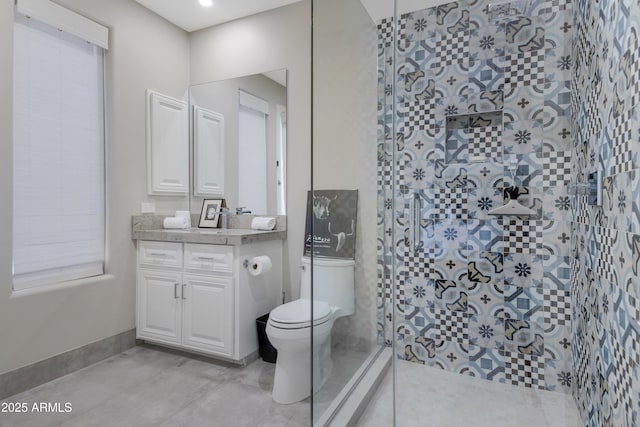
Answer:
(310, 0, 390, 424)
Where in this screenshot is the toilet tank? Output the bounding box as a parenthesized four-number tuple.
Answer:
(299, 256, 355, 318)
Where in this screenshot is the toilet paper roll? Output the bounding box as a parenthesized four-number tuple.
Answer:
(248, 256, 272, 276)
(163, 217, 189, 229)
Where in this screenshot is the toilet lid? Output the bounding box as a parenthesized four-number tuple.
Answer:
(269, 299, 332, 329)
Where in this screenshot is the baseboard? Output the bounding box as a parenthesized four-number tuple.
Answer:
(0, 329, 136, 400)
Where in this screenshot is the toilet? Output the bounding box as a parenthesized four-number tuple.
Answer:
(266, 255, 355, 404)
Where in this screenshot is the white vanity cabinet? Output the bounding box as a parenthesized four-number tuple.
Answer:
(136, 239, 282, 363)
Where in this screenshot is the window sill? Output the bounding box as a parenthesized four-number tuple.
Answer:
(10, 274, 116, 299)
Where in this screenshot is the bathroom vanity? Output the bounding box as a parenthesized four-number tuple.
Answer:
(132, 216, 285, 364)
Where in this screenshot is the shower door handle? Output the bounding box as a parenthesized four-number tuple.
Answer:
(408, 192, 421, 254)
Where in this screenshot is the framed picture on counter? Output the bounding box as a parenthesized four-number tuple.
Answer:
(198, 199, 223, 228)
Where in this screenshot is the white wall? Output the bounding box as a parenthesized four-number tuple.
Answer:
(313, 0, 378, 350)
(190, 2, 311, 301)
(0, 0, 190, 374)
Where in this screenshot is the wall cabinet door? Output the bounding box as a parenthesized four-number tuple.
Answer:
(146, 90, 189, 195)
(137, 269, 182, 345)
(181, 274, 234, 356)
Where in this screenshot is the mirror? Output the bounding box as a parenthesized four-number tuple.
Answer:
(190, 69, 287, 216)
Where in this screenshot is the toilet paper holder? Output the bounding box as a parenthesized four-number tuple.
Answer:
(242, 259, 250, 268)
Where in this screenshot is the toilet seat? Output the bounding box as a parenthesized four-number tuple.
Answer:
(269, 299, 332, 329)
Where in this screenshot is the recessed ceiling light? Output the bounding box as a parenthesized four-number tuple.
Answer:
(199, 0, 213, 7)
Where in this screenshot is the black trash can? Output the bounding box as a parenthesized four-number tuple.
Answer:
(256, 313, 277, 363)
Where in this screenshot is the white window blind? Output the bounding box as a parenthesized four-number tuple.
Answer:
(13, 12, 105, 290)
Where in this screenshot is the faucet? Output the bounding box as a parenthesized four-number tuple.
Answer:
(235, 207, 252, 215)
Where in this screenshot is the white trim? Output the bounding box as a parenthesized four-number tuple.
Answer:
(16, 0, 109, 49)
(13, 262, 105, 292)
(11, 274, 115, 299)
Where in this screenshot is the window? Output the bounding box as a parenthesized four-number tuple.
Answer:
(12, 1, 109, 291)
(238, 90, 268, 215)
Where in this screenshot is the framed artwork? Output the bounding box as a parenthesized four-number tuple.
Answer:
(198, 199, 223, 228)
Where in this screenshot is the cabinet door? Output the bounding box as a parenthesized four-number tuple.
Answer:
(182, 274, 234, 356)
(137, 269, 182, 345)
(146, 90, 189, 195)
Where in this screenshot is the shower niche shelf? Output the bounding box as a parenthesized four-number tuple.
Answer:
(445, 111, 503, 164)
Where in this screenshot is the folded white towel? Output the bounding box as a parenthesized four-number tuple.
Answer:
(251, 217, 276, 231)
(174, 210, 192, 228)
(163, 216, 189, 229)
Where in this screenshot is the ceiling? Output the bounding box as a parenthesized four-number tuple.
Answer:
(134, 0, 453, 33)
(134, 0, 304, 32)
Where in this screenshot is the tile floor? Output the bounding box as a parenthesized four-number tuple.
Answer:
(357, 359, 582, 427)
(0, 344, 370, 427)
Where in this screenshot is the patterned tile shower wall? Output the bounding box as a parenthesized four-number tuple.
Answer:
(571, 0, 640, 425)
(376, 0, 574, 393)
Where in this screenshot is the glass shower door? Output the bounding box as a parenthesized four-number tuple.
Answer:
(310, 0, 388, 424)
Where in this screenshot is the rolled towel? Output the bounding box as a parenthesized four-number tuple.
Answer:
(163, 216, 189, 229)
(251, 216, 276, 231)
(174, 210, 192, 228)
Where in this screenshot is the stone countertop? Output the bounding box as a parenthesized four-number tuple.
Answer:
(132, 215, 286, 245)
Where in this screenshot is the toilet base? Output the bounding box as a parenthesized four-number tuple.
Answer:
(271, 337, 333, 404)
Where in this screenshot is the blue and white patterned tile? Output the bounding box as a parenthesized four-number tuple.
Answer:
(467, 345, 506, 381)
(433, 279, 469, 312)
(402, 334, 436, 365)
(469, 314, 504, 349)
(446, 128, 470, 164)
(404, 304, 436, 337)
(543, 321, 571, 361)
(504, 285, 545, 323)
(503, 317, 544, 356)
(431, 339, 470, 372)
(432, 62, 470, 99)
(466, 160, 504, 189)
(469, 22, 506, 59)
(468, 250, 504, 284)
(466, 281, 505, 318)
(468, 186, 503, 220)
(544, 358, 573, 393)
(468, 218, 505, 253)
(404, 159, 436, 189)
(433, 218, 468, 250)
(542, 186, 572, 221)
(405, 129, 436, 161)
(468, 56, 505, 93)
(542, 115, 572, 151)
(503, 119, 544, 154)
(467, 89, 504, 112)
(503, 152, 544, 188)
(504, 252, 543, 287)
(404, 9, 441, 42)
(503, 349, 546, 389)
(503, 84, 546, 124)
(405, 277, 435, 309)
(544, 79, 572, 119)
(543, 254, 571, 291)
(435, 94, 469, 118)
(503, 15, 545, 55)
